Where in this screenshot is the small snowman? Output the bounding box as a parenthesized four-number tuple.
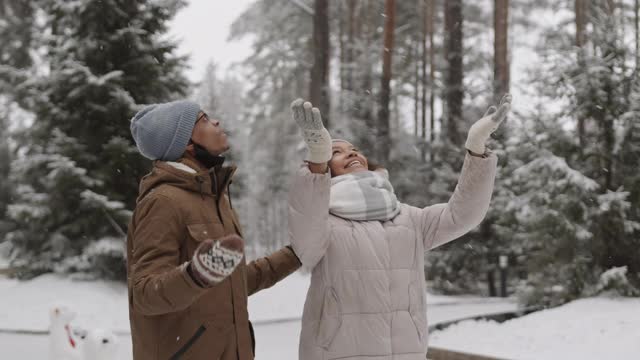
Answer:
(48, 305, 80, 360)
(81, 328, 119, 360)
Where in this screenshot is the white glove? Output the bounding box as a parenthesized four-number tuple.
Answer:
(465, 94, 512, 154)
(290, 98, 332, 163)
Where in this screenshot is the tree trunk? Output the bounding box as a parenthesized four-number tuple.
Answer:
(633, 0, 640, 71)
(428, 0, 436, 161)
(353, 2, 375, 156)
(576, 0, 586, 147)
(0, 101, 10, 224)
(414, 42, 420, 137)
(444, 0, 464, 147)
(393, 91, 400, 134)
(378, 0, 396, 163)
(339, 0, 346, 112)
(421, 0, 429, 160)
(487, 269, 497, 297)
(602, 117, 614, 191)
(310, 0, 331, 128)
(599, 3, 615, 192)
(576, 0, 586, 48)
(494, 0, 510, 104)
(346, 0, 358, 93)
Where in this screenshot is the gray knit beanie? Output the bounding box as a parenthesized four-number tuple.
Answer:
(130, 100, 201, 161)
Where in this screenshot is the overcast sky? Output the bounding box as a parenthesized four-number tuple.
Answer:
(168, 0, 255, 82)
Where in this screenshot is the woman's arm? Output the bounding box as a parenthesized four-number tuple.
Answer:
(288, 99, 332, 267)
(288, 165, 331, 268)
(418, 94, 510, 250)
(419, 152, 498, 250)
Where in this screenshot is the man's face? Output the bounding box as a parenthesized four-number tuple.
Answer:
(190, 111, 229, 155)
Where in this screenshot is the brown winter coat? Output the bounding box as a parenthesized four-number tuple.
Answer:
(126, 157, 301, 360)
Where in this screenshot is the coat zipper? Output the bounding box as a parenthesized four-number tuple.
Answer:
(211, 170, 225, 226)
(195, 176, 205, 200)
(228, 181, 233, 209)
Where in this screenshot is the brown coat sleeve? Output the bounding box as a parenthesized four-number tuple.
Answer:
(245, 246, 301, 296)
(129, 194, 208, 316)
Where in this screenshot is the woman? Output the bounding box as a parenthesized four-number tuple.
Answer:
(288, 95, 510, 360)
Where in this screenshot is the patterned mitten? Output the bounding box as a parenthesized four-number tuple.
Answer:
(290, 98, 332, 163)
(189, 235, 244, 287)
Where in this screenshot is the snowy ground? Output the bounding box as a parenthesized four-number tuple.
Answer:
(0, 273, 517, 359)
(2, 273, 638, 359)
(430, 297, 640, 360)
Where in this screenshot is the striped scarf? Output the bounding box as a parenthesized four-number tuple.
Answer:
(329, 169, 400, 221)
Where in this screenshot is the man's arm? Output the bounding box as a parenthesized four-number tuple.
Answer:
(245, 246, 301, 296)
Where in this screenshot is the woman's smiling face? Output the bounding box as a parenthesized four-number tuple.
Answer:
(328, 140, 369, 176)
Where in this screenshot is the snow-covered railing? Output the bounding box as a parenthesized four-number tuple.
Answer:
(428, 305, 542, 332)
(427, 347, 508, 360)
(424, 306, 543, 359)
(0, 328, 131, 336)
(0, 267, 18, 276)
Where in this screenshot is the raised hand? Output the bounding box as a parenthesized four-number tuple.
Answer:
(290, 98, 332, 164)
(465, 94, 512, 155)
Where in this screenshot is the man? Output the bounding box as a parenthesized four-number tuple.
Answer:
(127, 100, 301, 360)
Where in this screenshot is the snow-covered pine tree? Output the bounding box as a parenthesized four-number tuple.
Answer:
(0, 1, 38, 241)
(619, 80, 640, 277)
(0, 98, 11, 238)
(503, 119, 601, 306)
(508, 0, 640, 305)
(5, 0, 190, 279)
(567, 0, 640, 289)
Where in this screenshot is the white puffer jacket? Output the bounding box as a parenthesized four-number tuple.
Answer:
(288, 153, 498, 360)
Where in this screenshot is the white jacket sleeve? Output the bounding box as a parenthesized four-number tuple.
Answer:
(288, 165, 332, 268)
(419, 153, 498, 251)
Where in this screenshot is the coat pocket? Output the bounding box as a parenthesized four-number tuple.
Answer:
(316, 287, 342, 350)
(186, 222, 225, 256)
(169, 324, 206, 360)
(187, 222, 225, 243)
(165, 320, 233, 360)
(408, 281, 427, 341)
